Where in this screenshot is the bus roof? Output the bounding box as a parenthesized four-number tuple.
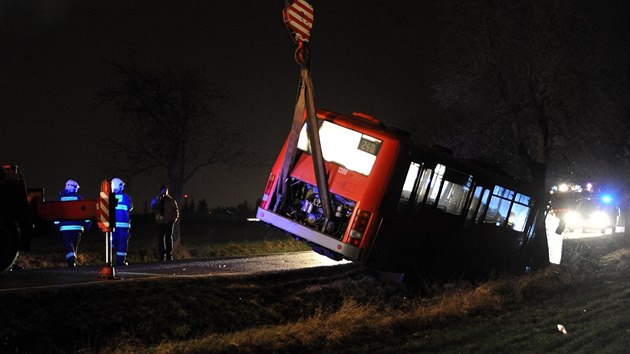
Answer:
(314, 108, 538, 196)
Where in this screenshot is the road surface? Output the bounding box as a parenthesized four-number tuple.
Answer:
(0, 251, 351, 293)
(4, 226, 623, 292)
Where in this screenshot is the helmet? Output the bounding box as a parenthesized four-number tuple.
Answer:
(65, 179, 79, 193)
(111, 178, 125, 193)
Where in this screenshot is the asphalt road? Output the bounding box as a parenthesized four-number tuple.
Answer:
(0, 251, 351, 293)
(3, 226, 622, 293)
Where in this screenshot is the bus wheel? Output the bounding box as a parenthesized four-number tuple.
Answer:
(0, 222, 20, 273)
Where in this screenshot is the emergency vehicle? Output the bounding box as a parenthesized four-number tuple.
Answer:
(0, 165, 36, 273)
(0, 164, 110, 273)
(550, 182, 621, 234)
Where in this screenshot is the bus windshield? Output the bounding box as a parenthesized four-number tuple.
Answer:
(297, 120, 382, 176)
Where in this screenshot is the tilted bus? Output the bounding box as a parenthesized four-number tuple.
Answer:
(257, 109, 549, 278)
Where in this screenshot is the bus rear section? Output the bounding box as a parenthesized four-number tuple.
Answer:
(257, 109, 409, 262)
(373, 147, 548, 278)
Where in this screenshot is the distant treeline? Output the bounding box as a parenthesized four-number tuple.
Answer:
(140, 198, 261, 219)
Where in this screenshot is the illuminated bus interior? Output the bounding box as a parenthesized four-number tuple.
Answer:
(398, 159, 534, 234)
(297, 120, 382, 176)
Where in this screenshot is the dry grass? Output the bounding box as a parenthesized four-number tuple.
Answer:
(104, 235, 630, 354)
(103, 282, 517, 353)
(4, 231, 629, 353)
(101, 263, 580, 353)
(153, 300, 394, 353)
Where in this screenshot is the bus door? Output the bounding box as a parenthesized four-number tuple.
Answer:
(395, 159, 475, 272)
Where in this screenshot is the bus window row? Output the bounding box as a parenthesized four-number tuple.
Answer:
(398, 161, 532, 232)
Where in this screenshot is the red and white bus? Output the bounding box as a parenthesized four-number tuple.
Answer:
(257, 109, 549, 276)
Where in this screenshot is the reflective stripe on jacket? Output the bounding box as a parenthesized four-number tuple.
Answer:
(113, 192, 133, 228)
(55, 192, 90, 232)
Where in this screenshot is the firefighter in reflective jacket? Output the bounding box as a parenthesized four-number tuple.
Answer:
(55, 179, 91, 267)
(111, 177, 133, 266)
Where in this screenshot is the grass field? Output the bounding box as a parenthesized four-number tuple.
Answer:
(15, 213, 310, 269)
(3, 221, 630, 353)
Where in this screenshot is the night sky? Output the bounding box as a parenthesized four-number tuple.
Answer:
(1, 0, 438, 209)
(4, 1, 626, 209)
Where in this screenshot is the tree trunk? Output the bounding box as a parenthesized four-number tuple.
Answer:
(529, 161, 550, 269)
(517, 116, 550, 270)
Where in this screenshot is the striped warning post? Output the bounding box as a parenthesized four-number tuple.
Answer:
(97, 180, 112, 232)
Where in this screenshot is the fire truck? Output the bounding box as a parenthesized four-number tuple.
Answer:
(550, 182, 621, 234)
(0, 164, 105, 273)
(0, 165, 36, 273)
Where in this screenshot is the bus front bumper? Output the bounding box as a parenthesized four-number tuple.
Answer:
(256, 207, 361, 261)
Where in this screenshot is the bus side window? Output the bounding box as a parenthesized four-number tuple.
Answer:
(398, 162, 421, 212)
(509, 193, 531, 231)
(475, 188, 491, 222)
(484, 186, 514, 226)
(481, 186, 532, 231)
(437, 170, 473, 215)
(426, 164, 445, 206)
(414, 167, 433, 207)
(467, 186, 485, 221)
(525, 208, 540, 242)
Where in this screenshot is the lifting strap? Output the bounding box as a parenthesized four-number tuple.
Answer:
(274, 36, 333, 228)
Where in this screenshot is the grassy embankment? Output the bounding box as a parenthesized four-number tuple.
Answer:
(3, 230, 629, 353)
(14, 213, 310, 269)
(128, 235, 630, 353)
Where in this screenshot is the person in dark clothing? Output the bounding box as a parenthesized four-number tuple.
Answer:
(151, 185, 180, 261)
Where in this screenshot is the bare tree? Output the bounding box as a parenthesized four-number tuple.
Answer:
(98, 61, 241, 243)
(433, 0, 628, 186)
(431, 0, 630, 259)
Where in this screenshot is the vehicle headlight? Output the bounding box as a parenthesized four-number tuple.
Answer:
(590, 211, 609, 227)
(564, 211, 580, 226)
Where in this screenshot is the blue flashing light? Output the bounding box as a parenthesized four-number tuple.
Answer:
(601, 194, 613, 204)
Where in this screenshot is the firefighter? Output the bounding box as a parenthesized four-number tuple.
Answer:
(111, 177, 133, 266)
(55, 179, 91, 267)
(150, 184, 180, 261)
